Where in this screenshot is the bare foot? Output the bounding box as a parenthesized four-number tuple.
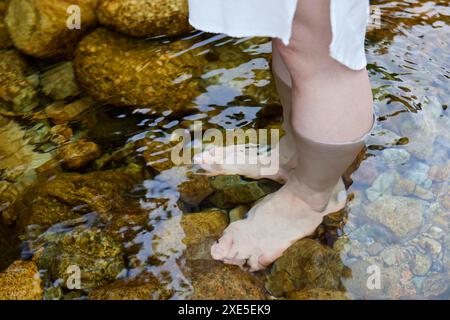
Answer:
(193, 137, 297, 183)
(210, 178, 347, 271)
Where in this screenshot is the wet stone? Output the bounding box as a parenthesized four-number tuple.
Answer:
(0, 49, 39, 114)
(74, 28, 207, 115)
(266, 239, 347, 298)
(0, 1, 12, 49)
(208, 175, 280, 209)
(364, 196, 424, 240)
(0, 260, 42, 300)
(44, 97, 95, 124)
(59, 140, 102, 170)
(89, 272, 173, 300)
(286, 289, 349, 300)
(41, 62, 81, 101)
(5, 0, 98, 58)
(14, 164, 143, 227)
(186, 260, 266, 300)
(97, 0, 192, 38)
(411, 253, 432, 276)
(34, 226, 124, 290)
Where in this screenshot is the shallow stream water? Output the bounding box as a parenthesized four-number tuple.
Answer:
(0, 0, 448, 299)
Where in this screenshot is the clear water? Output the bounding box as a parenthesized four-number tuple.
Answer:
(0, 0, 448, 299)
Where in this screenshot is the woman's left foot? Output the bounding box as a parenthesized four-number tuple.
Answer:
(210, 178, 347, 271)
(193, 138, 297, 183)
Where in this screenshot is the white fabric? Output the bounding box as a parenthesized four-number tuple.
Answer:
(188, 0, 370, 70)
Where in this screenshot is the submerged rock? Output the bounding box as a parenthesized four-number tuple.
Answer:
(181, 210, 228, 246)
(420, 273, 448, 298)
(97, 0, 192, 38)
(0, 260, 42, 300)
(0, 224, 21, 271)
(411, 253, 432, 276)
(44, 97, 95, 123)
(266, 239, 347, 297)
(5, 0, 98, 58)
(342, 259, 416, 299)
(187, 260, 266, 300)
(286, 289, 349, 300)
(151, 209, 228, 261)
(208, 175, 280, 208)
(34, 226, 124, 289)
(41, 62, 81, 101)
(364, 196, 424, 240)
(74, 28, 207, 115)
(89, 272, 173, 300)
(178, 172, 214, 206)
(0, 116, 53, 224)
(0, 49, 39, 114)
(14, 164, 143, 227)
(0, 1, 12, 49)
(59, 140, 102, 169)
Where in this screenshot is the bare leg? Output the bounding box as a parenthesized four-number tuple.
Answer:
(193, 38, 297, 182)
(211, 0, 374, 271)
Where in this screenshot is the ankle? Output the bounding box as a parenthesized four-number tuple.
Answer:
(287, 177, 335, 212)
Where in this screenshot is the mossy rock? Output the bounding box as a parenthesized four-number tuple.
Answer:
(266, 239, 347, 297)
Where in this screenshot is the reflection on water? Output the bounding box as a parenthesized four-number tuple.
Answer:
(0, 0, 448, 299)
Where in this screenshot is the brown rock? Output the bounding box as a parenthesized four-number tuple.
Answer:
(74, 28, 207, 114)
(187, 260, 266, 300)
(97, 0, 192, 38)
(41, 61, 81, 100)
(0, 49, 39, 114)
(286, 289, 349, 300)
(5, 0, 98, 58)
(89, 272, 173, 300)
(0, 1, 12, 49)
(266, 239, 347, 297)
(365, 196, 424, 240)
(60, 140, 102, 169)
(44, 97, 95, 123)
(0, 261, 42, 300)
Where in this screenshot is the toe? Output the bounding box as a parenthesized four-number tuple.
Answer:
(246, 254, 266, 272)
(210, 233, 233, 260)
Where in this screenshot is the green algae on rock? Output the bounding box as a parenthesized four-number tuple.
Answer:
(5, 0, 98, 59)
(74, 28, 208, 115)
(89, 272, 173, 300)
(14, 164, 143, 227)
(97, 0, 192, 38)
(266, 239, 347, 298)
(0, 49, 39, 114)
(34, 226, 124, 290)
(186, 260, 266, 300)
(208, 175, 280, 208)
(0, 260, 42, 300)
